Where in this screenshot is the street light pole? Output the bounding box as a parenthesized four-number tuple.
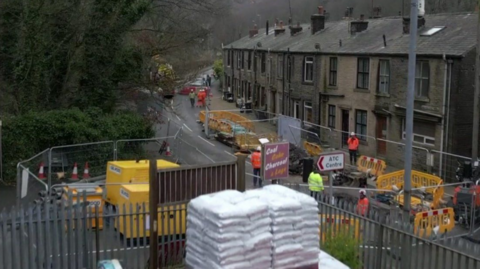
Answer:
(472, 0, 480, 158)
(403, 0, 419, 223)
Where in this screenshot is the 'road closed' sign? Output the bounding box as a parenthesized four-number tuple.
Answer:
(317, 153, 345, 172)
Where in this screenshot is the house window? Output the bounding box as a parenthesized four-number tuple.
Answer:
(357, 58, 370, 89)
(328, 105, 336, 128)
(237, 51, 242, 69)
(293, 100, 300, 119)
(241, 51, 245, 69)
(287, 56, 294, 81)
(355, 110, 368, 141)
(402, 119, 435, 146)
(247, 51, 252, 70)
(261, 53, 266, 73)
(277, 56, 283, 78)
(329, 57, 337, 86)
(304, 102, 313, 124)
(378, 60, 390, 94)
(415, 61, 430, 98)
(303, 56, 314, 82)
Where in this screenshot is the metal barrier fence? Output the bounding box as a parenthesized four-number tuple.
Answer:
(15, 127, 218, 207)
(3, 185, 480, 269)
(298, 121, 476, 182)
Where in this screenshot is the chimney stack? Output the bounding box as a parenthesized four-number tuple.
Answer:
(311, 6, 326, 35)
(290, 22, 303, 36)
(373, 7, 382, 18)
(350, 15, 369, 34)
(249, 24, 259, 38)
(274, 20, 286, 36)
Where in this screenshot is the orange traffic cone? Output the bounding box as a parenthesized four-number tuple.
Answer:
(38, 162, 46, 180)
(166, 144, 172, 156)
(71, 162, 78, 180)
(83, 162, 90, 179)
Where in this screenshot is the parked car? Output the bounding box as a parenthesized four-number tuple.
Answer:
(178, 78, 210, 95)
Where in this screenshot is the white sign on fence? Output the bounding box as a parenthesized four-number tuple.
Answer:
(317, 153, 345, 172)
(21, 168, 29, 198)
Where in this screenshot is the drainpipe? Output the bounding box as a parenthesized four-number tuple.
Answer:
(439, 54, 448, 178)
(439, 55, 453, 179)
(231, 46, 235, 102)
(287, 48, 291, 115)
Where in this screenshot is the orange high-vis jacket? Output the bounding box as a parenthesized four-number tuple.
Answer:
(347, 136, 359, 150)
(357, 197, 369, 216)
(251, 152, 262, 169)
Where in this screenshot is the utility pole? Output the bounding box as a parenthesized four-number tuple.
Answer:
(401, 1, 419, 268)
(472, 0, 480, 158)
(403, 0, 419, 224)
(149, 158, 159, 269)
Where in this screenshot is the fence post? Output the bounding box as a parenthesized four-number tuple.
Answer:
(149, 158, 159, 269)
(48, 148, 53, 194)
(375, 213, 386, 269)
(113, 141, 118, 161)
(16, 164, 21, 208)
(235, 153, 248, 192)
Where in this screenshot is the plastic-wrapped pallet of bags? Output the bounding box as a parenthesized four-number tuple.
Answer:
(243, 189, 303, 268)
(229, 195, 273, 269)
(264, 185, 321, 267)
(186, 193, 251, 269)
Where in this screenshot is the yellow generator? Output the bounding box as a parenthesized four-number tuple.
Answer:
(115, 184, 187, 240)
(104, 159, 180, 206)
(62, 185, 105, 229)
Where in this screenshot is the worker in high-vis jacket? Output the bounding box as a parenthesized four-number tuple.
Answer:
(251, 146, 262, 187)
(308, 168, 324, 200)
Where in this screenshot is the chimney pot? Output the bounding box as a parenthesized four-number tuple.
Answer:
(360, 14, 365, 21)
(279, 21, 284, 28)
(318, 6, 324, 15)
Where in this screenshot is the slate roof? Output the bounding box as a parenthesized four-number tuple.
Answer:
(226, 13, 478, 57)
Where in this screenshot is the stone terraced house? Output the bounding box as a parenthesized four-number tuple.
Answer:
(223, 7, 477, 178)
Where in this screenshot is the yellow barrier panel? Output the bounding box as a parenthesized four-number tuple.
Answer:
(198, 111, 254, 132)
(319, 214, 361, 243)
(414, 208, 455, 238)
(234, 133, 279, 151)
(303, 141, 323, 156)
(356, 155, 387, 176)
(376, 170, 443, 195)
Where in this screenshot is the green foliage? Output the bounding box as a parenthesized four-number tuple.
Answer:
(2, 108, 154, 183)
(213, 59, 224, 79)
(0, 0, 152, 114)
(322, 228, 362, 269)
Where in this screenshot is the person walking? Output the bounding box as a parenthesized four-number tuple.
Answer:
(251, 146, 262, 187)
(206, 74, 212, 87)
(347, 132, 360, 165)
(189, 89, 196, 108)
(308, 168, 324, 200)
(356, 189, 369, 216)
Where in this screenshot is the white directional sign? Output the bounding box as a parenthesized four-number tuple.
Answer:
(317, 152, 345, 172)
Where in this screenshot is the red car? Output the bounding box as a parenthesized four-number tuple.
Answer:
(178, 79, 210, 95)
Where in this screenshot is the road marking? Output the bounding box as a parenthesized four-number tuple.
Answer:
(183, 124, 193, 132)
(224, 150, 236, 157)
(175, 115, 181, 121)
(198, 136, 215, 147)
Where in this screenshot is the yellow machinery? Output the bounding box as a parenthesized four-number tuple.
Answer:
(62, 185, 105, 229)
(115, 184, 187, 239)
(376, 170, 445, 211)
(104, 159, 179, 206)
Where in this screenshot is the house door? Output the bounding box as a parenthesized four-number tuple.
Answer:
(341, 110, 349, 147)
(376, 116, 387, 155)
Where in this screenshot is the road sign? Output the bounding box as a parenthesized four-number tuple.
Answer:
(317, 152, 345, 172)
